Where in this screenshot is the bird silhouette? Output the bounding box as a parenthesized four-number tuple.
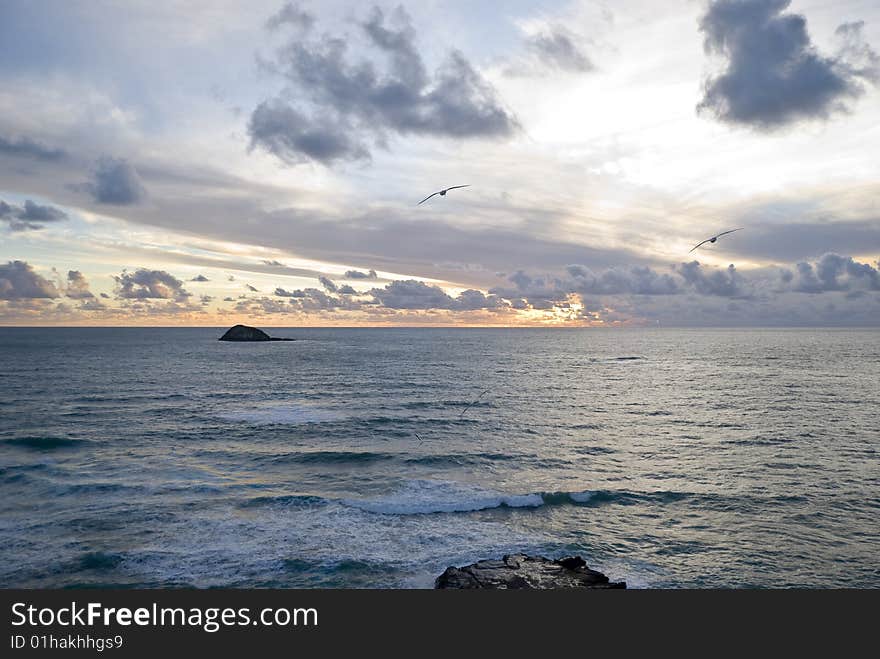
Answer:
(418, 185, 470, 205)
(689, 228, 744, 253)
(459, 390, 490, 419)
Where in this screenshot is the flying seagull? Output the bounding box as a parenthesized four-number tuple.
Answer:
(418, 185, 470, 205)
(689, 228, 744, 253)
(460, 390, 490, 419)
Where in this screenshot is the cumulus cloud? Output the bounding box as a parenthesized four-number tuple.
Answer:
(191, 274, 210, 282)
(244, 286, 366, 313)
(674, 261, 749, 297)
(114, 268, 190, 301)
(0, 261, 61, 299)
(0, 198, 68, 231)
(78, 298, 106, 311)
(234, 296, 293, 314)
(0, 135, 66, 161)
(317, 275, 337, 292)
(787, 253, 880, 293)
(245, 284, 259, 292)
(65, 270, 94, 299)
(567, 264, 681, 295)
(249, 4, 517, 164)
(698, 0, 879, 129)
(369, 279, 506, 310)
(273, 287, 304, 298)
(78, 157, 146, 205)
(249, 101, 370, 164)
(493, 254, 880, 314)
(345, 269, 378, 280)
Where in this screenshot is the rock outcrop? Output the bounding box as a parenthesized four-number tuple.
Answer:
(435, 554, 625, 589)
(218, 324, 294, 342)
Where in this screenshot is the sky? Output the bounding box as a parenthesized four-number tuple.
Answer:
(1, 0, 879, 326)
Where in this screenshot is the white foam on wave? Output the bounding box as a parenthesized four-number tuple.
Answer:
(569, 490, 596, 503)
(343, 479, 545, 515)
(219, 402, 341, 425)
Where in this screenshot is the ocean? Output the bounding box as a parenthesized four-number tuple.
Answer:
(1, 327, 878, 588)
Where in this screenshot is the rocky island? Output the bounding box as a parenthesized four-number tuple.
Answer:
(218, 324, 295, 342)
(435, 554, 625, 589)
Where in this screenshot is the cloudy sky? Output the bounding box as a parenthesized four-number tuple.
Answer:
(1, 0, 879, 326)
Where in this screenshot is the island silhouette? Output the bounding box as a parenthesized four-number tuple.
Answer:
(218, 324, 294, 342)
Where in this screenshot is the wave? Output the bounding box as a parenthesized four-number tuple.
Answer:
(266, 451, 396, 466)
(2, 436, 86, 450)
(338, 479, 794, 516)
(219, 403, 342, 425)
(344, 480, 546, 515)
(239, 494, 327, 509)
(75, 551, 124, 571)
(340, 479, 603, 516)
(404, 452, 523, 467)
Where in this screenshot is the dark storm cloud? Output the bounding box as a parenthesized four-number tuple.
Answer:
(114, 268, 190, 301)
(250, 5, 517, 164)
(0, 261, 60, 299)
(337, 284, 357, 295)
(527, 28, 594, 73)
(345, 269, 378, 280)
(0, 135, 66, 161)
(697, 0, 879, 129)
(0, 198, 68, 231)
(65, 270, 94, 299)
(78, 157, 146, 205)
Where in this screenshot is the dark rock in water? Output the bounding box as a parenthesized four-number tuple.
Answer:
(218, 324, 294, 342)
(435, 554, 625, 589)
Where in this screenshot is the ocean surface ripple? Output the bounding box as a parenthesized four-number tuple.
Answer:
(1, 327, 878, 588)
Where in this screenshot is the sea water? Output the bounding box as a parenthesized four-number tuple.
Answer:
(1, 327, 877, 588)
